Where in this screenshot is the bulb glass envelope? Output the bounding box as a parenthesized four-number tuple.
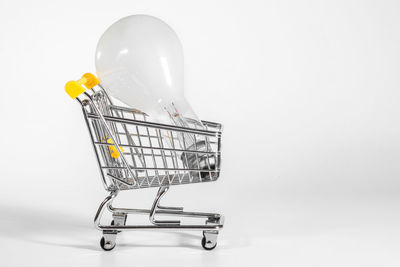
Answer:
(95, 15, 185, 114)
(95, 15, 213, 172)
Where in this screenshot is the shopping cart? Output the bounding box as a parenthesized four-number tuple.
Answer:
(65, 73, 224, 251)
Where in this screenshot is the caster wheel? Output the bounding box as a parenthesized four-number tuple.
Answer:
(100, 236, 116, 251)
(201, 236, 217, 250)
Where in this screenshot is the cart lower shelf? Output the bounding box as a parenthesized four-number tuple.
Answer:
(94, 187, 224, 251)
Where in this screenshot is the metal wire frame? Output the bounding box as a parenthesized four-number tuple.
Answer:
(77, 86, 222, 191)
(72, 84, 224, 251)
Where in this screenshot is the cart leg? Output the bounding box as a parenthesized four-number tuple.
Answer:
(149, 186, 180, 225)
(94, 191, 118, 230)
(94, 191, 120, 251)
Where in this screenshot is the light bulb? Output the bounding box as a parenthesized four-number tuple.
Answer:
(95, 15, 213, 175)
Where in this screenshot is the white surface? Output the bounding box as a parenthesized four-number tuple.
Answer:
(1, 193, 399, 267)
(0, 0, 400, 266)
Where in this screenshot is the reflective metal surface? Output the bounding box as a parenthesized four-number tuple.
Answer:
(73, 85, 224, 250)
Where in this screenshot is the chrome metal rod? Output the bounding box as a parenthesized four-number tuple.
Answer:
(107, 174, 134, 186)
(157, 205, 184, 211)
(85, 93, 138, 186)
(101, 166, 218, 172)
(94, 191, 118, 230)
(81, 103, 109, 190)
(149, 187, 180, 225)
(108, 206, 222, 219)
(93, 141, 219, 155)
(87, 113, 219, 136)
(97, 224, 223, 231)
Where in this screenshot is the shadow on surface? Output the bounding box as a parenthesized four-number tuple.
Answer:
(0, 204, 98, 250)
(117, 231, 203, 250)
(0, 204, 208, 251)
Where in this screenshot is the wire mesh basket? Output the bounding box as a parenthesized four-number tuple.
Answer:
(82, 88, 222, 191)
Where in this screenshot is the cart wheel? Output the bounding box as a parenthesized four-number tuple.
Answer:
(201, 236, 217, 250)
(100, 236, 116, 251)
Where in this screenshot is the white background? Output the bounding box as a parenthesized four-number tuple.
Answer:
(0, 0, 399, 266)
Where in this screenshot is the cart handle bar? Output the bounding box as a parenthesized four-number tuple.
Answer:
(65, 73, 100, 99)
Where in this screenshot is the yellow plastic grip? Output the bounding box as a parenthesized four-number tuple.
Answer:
(81, 73, 100, 89)
(65, 73, 100, 99)
(107, 138, 124, 158)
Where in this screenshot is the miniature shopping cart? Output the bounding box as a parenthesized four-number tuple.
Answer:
(65, 73, 224, 251)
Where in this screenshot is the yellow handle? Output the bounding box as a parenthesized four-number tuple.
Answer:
(107, 138, 124, 158)
(65, 73, 100, 99)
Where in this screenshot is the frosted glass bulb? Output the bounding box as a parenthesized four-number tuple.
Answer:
(95, 15, 213, 173)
